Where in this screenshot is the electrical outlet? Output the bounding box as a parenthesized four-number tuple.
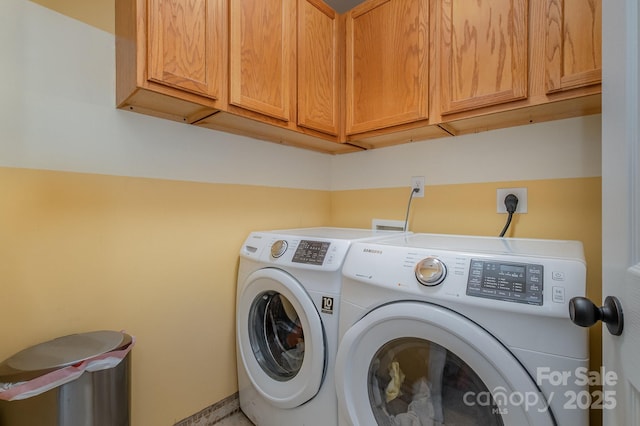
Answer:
(411, 176, 425, 198)
(497, 187, 527, 213)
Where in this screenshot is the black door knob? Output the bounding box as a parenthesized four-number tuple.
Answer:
(569, 296, 624, 336)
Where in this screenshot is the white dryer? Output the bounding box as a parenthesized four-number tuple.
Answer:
(236, 227, 402, 426)
(335, 233, 589, 426)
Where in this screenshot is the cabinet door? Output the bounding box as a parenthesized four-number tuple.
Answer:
(147, 0, 226, 99)
(346, 0, 430, 135)
(298, 0, 340, 136)
(440, 0, 528, 115)
(545, 0, 601, 93)
(230, 0, 294, 121)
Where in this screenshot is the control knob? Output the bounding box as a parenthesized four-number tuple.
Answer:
(415, 257, 447, 286)
(270, 240, 288, 258)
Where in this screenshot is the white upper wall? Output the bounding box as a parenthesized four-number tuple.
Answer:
(0, 0, 602, 192)
(331, 115, 601, 190)
(0, 0, 331, 190)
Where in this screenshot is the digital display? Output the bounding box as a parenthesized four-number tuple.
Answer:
(467, 259, 543, 305)
(500, 264, 525, 276)
(292, 240, 330, 265)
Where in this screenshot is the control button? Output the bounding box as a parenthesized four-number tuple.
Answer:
(552, 271, 566, 281)
(270, 240, 288, 258)
(415, 257, 447, 286)
(552, 286, 565, 303)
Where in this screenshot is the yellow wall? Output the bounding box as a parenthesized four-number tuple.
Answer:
(0, 167, 330, 424)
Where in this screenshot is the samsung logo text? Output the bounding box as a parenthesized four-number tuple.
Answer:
(363, 248, 383, 254)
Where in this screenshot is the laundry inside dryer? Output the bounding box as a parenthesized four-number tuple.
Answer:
(369, 337, 503, 425)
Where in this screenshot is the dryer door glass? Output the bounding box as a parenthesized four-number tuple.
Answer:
(334, 301, 556, 425)
(249, 291, 305, 380)
(368, 337, 503, 425)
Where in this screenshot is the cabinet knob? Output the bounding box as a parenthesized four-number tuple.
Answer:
(569, 296, 624, 336)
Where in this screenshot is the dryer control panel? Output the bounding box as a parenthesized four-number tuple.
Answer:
(342, 233, 586, 317)
(467, 259, 543, 305)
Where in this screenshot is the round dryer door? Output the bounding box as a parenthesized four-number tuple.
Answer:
(335, 302, 555, 426)
(237, 268, 326, 409)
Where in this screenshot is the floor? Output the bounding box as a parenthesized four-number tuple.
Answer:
(216, 411, 254, 426)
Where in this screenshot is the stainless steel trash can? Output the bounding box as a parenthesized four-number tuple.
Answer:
(0, 331, 132, 426)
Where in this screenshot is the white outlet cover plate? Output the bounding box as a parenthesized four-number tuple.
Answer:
(497, 187, 528, 213)
(411, 176, 425, 198)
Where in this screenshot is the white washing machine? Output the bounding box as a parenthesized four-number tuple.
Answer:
(335, 233, 589, 426)
(236, 227, 403, 426)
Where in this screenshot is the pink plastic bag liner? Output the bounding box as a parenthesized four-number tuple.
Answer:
(0, 337, 135, 401)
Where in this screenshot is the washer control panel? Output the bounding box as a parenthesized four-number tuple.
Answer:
(241, 231, 363, 272)
(291, 240, 331, 265)
(467, 259, 543, 305)
(268, 238, 333, 266)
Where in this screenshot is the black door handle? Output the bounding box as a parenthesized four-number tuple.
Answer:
(569, 296, 624, 336)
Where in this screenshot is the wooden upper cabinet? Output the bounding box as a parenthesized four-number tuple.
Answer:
(346, 0, 430, 135)
(147, 0, 226, 99)
(229, 0, 295, 122)
(439, 0, 528, 115)
(545, 0, 602, 93)
(118, 0, 601, 152)
(298, 0, 340, 136)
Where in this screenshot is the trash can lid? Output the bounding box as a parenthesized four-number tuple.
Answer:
(4, 330, 125, 371)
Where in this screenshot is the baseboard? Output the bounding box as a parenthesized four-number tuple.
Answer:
(174, 392, 240, 426)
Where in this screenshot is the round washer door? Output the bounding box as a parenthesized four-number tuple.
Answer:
(237, 268, 326, 409)
(335, 302, 555, 426)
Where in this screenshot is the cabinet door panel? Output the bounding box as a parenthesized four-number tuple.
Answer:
(440, 0, 528, 115)
(298, 0, 340, 136)
(346, 0, 430, 135)
(545, 0, 601, 93)
(148, 0, 224, 98)
(230, 0, 293, 121)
